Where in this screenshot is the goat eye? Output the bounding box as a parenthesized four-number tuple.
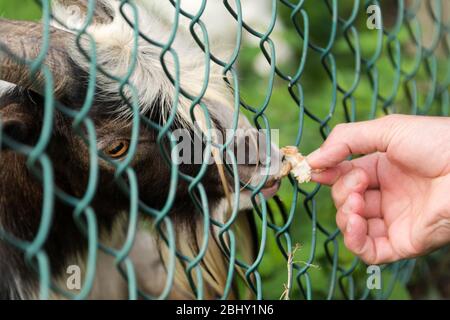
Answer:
(105, 140, 129, 159)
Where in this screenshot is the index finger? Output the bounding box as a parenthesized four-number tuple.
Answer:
(311, 152, 381, 188)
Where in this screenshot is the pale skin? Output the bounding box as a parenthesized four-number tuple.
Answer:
(306, 114, 450, 265)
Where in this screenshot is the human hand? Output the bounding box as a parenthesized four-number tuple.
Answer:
(307, 115, 450, 264)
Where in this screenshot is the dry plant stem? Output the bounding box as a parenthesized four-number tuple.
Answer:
(280, 243, 301, 300)
(280, 244, 321, 300)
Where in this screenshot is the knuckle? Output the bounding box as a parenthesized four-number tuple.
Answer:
(360, 247, 379, 265)
(331, 184, 343, 205)
(353, 168, 369, 188)
(378, 114, 403, 147)
(382, 114, 401, 122)
(379, 114, 405, 128)
(361, 256, 376, 265)
(343, 235, 355, 253)
(336, 212, 347, 231)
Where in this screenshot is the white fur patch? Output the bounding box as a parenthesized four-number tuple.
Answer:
(51, 0, 233, 132)
(0, 80, 15, 95)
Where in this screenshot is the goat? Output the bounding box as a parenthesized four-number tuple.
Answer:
(0, 0, 282, 299)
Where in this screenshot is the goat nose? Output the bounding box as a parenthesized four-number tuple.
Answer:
(1, 119, 29, 149)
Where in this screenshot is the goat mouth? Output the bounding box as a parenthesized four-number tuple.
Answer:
(238, 180, 281, 200)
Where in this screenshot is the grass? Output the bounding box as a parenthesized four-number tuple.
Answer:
(0, 0, 41, 20)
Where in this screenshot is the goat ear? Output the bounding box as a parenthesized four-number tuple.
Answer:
(52, 0, 114, 26)
(0, 19, 76, 97)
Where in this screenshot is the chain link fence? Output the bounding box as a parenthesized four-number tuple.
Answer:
(0, 0, 448, 300)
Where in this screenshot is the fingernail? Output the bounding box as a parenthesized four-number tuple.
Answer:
(346, 220, 353, 233)
(344, 171, 360, 188)
(342, 199, 353, 215)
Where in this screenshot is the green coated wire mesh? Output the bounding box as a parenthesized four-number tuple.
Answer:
(0, 0, 448, 300)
